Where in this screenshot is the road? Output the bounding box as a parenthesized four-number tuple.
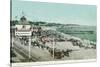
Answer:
(11, 36, 53, 62)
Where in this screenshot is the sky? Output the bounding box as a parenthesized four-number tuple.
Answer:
(11, 0, 97, 26)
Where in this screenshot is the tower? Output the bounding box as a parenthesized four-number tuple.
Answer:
(15, 15, 32, 61)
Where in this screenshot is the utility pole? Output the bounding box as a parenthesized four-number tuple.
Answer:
(29, 36, 31, 61)
(53, 37, 55, 59)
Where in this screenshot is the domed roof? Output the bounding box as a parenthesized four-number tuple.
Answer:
(18, 16, 30, 25)
(20, 16, 27, 21)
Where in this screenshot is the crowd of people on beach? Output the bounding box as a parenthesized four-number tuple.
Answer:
(15, 26, 96, 59)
